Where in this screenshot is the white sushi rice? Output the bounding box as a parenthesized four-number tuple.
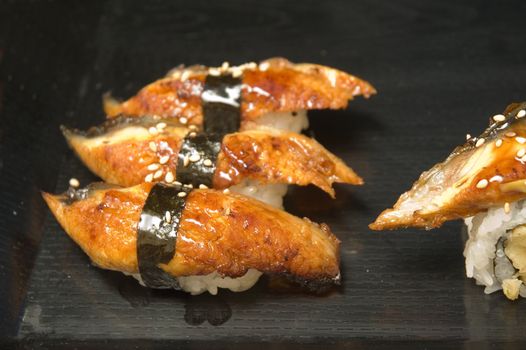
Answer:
(464, 200, 526, 295)
(229, 179, 288, 208)
(128, 269, 262, 295)
(245, 110, 309, 133)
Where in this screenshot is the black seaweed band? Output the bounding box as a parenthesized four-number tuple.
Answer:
(176, 133, 223, 188)
(202, 73, 242, 135)
(137, 183, 193, 289)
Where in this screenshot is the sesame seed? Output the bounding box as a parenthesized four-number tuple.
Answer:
(199, 184, 208, 189)
(149, 141, 157, 152)
(492, 114, 506, 122)
(476, 179, 489, 189)
(177, 192, 187, 198)
(518, 110, 526, 118)
(506, 131, 517, 137)
(489, 175, 503, 183)
(156, 122, 167, 130)
(180, 117, 188, 125)
(165, 211, 171, 223)
(223, 189, 230, 194)
(466, 134, 471, 140)
(259, 62, 270, 71)
(147, 163, 159, 171)
(203, 159, 213, 167)
(148, 127, 158, 135)
(69, 178, 80, 188)
(517, 137, 526, 144)
(505, 202, 511, 214)
(209, 68, 221, 76)
(232, 69, 242, 78)
(145, 173, 154, 182)
(475, 138, 485, 147)
(153, 170, 163, 179)
(184, 184, 193, 188)
(183, 155, 190, 167)
(495, 139, 503, 147)
(518, 149, 526, 158)
(181, 71, 190, 82)
(174, 181, 182, 186)
(159, 155, 170, 164)
(521, 155, 526, 162)
(165, 171, 174, 183)
(189, 154, 201, 162)
(221, 61, 230, 70)
(189, 125, 198, 131)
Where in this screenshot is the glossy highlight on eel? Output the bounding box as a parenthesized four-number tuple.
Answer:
(371, 102, 526, 300)
(103, 57, 376, 133)
(61, 116, 363, 201)
(42, 182, 341, 295)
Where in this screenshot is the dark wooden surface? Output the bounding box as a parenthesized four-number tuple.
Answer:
(1, 0, 526, 348)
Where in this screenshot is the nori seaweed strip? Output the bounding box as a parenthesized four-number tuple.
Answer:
(202, 74, 242, 134)
(176, 133, 223, 187)
(137, 183, 192, 289)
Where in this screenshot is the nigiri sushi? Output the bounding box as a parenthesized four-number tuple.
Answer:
(42, 182, 341, 295)
(371, 102, 526, 300)
(61, 115, 363, 207)
(103, 57, 376, 134)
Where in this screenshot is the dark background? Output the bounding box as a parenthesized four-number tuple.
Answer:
(1, 0, 526, 348)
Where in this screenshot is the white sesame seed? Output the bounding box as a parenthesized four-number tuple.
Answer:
(180, 117, 188, 125)
(153, 170, 163, 179)
(189, 125, 198, 131)
(259, 62, 270, 71)
(148, 127, 158, 135)
(223, 188, 230, 194)
(189, 154, 201, 162)
(492, 114, 506, 122)
(506, 131, 517, 137)
(184, 184, 193, 188)
(209, 68, 221, 76)
(147, 163, 160, 171)
(489, 175, 503, 183)
(475, 138, 485, 147)
(518, 110, 526, 118)
(221, 61, 230, 70)
(495, 139, 503, 147)
(174, 181, 182, 186)
(203, 159, 213, 167)
(181, 71, 190, 82)
(189, 132, 197, 137)
(199, 184, 208, 189)
(156, 122, 167, 130)
(517, 137, 526, 144)
(476, 179, 489, 189)
(232, 69, 243, 78)
(183, 155, 190, 167)
(69, 178, 80, 188)
(149, 141, 157, 152)
(466, 134, 471, 140)
(145, 173, 154, 183)
(177, 192, 187, 198)
(164, 171, 174, 183)
(165, 211, 171, 223)
(159, 155, 170, 164)
(517, 149, 526, 158)
(505, 202, 511, 214)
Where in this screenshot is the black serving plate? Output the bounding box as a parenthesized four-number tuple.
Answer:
(2, 1, 526, 348)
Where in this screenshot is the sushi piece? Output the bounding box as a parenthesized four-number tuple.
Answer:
(103, 57, 376, 134)
(42, 182, 341, 295)
(370, 102, 526, 300)
(61, 115, 363, 207)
